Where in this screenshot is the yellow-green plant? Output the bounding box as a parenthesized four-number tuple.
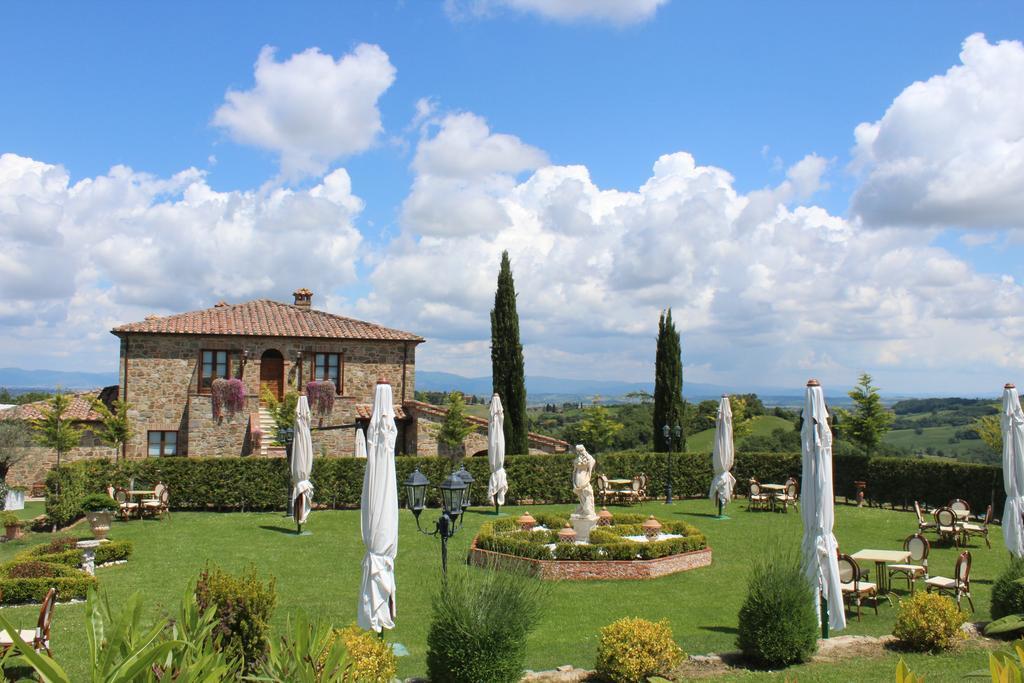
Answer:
(896, 658, 925, 682)
(595, 617, 684, 683)
(892, 592, 966, 652)
(321, 625, 396, 683)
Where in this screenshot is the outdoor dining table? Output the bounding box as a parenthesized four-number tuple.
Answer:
(953, 509, 971, 520)
(760, 484, 786, 492)
(128, 489, 156, 501)
(851, 549, 910, 593)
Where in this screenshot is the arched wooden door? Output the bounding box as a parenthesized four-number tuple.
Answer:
(260, 349, 284, 401)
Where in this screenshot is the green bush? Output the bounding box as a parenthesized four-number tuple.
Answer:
(45, 450, 1005, 524)
(426, 567, 545, 683)
(80, 493, 117, 511)
(17, 539, 133, 568)
(195, 564, 277, 674)
(0, 511, 22, 527)
(595, 617, 684, 683)
(737, 552, 818, 667)
(893, 592, 966, 651)
(0, 574, 98, 603)
(992, 557, 1024, 621)
(326, 624, 397, 682)
(0, 560, 80, 579)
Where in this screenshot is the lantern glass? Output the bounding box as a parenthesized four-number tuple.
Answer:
(662, 424, 670, 439)
(439, 472, 466, 517)
(456, 465, 475, 507)
(673, 425, 681, 439)
(403, 468, 430, 513)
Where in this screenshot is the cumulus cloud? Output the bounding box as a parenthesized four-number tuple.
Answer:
(212, 44, 396, 178)
(0, 153, 365, 367)
(851, 33, 1024, 229)
(358, 117, 1024, 390)
(444, 0, 669, 25)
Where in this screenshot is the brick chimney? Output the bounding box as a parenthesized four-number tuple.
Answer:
(293, 288, 313, 310)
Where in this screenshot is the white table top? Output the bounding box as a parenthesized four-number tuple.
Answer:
(760, 484, 787, 491)
(852, 549, 910, 564)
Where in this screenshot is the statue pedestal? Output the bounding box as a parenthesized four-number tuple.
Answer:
(570, 513, 599, 544)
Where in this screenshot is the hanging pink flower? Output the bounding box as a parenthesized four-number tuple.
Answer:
(212, 378, 246, 419)
(306, 380, 336, 417)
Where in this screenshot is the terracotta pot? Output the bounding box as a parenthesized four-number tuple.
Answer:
(4, 524, 22, 541)
(86, 510, 113, 541)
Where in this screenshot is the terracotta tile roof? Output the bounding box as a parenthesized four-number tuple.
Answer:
(0, 386, 118, 423)
(354, 404, 408, 421)
(112, 299, 423, 342)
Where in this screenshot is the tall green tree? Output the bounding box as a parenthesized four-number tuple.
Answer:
(973, 414, 1003, 456)
(89, 398, 133, 462)
(0, 420, 30, 482)
(653, 309, 685, 452)
(491, 250, 529, 454)
(572, 405, 624, 453)
(838, 373, 894, 456)
(32, 391, 84, 470)
(437, 391, 476, 464)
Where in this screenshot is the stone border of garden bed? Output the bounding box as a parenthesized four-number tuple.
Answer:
(468, 540, 713, 580)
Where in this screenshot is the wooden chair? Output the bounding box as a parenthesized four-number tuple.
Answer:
(0, 587, 56, 655)
(748, 480, 769, 511)
(950, 498, 971, 517)
(933, 507, 959, 546)
(637, 473, 649, 501)
(888, 534, 930, 594)
(914, 501, 936, 534)
(113, 488, 139, 520)
(838, 553, 878, 620)
(926, 550, 974, 611)
(595, 474, 610, 506)
(141, 483, 169, 519)
(960, 504, 992, 549)
(774, 480, 799, 512)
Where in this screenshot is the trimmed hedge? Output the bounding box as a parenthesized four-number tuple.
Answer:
(45, 451, 1005, 526)
(17, 539, 133, 568)
(0, 557, 98, 604)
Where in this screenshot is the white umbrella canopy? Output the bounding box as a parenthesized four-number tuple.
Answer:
(1002, 383, 1024, 557)
(355, 428, 368, 459)
(290, 396, 314, 526)
(487, 394, 508, 507)
(709, 395, 736, 510)
(358, 380, 399, 633)
(800, 381, 846, 634)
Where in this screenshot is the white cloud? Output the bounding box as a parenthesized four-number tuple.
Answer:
(212, 44, 396, 179)
(851, 33, 1024, 229)
(357, 117, 1024, 391)
(0, 153, 365, 368)
(444, 0, 668, 25)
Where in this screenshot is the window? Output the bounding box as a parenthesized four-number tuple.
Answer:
(147, 431, 178, 457)
(199, 350, 233, 390)
(313, 352, 342, 394)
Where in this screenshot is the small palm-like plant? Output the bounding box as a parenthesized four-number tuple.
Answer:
(248, 611, 350, 682)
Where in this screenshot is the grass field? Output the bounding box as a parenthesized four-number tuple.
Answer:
(0, 496, 1007, 681)
(884, 426, 993, 460)
(686, 415, 794, 453)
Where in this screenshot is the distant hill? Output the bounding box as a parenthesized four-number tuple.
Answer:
(0, 367, 118, 390)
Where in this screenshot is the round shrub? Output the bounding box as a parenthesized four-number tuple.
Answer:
(322, 625, 396, 682)
(80, 493, 117, 512)
(595, 617, 684, 683)
(737, 553, 818, 667)
(3, 561, 75, 580)
(426, 567, 545, 683)
(0, 512, 22, 528)
(893, 592, 965, 651)
(195, 564, 277, 674)
(43, 536, 79, 554)
(992, 556, 1024, 620)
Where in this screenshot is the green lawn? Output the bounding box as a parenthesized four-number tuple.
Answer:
(0, 498, 1005, 681)
(687, 415, 794, 453)
(884, 425, 993, 460)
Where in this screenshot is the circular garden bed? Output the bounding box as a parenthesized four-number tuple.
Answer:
(469, 512, 712, 580)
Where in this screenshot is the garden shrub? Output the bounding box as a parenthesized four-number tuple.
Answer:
(17, 539, 133, 568)
(737, 552, 818, 667)
(992, 556, 1024, 621)
(595, 617, 684, 683)
(0, 560, 79, 580)
(426, 567, 545, 683)
(323, 624, 397, 682)
(195, 564, 277, 673)
(80, 493, 117, 511)
(892, 592, 966, 651)
(0, 565, 98, 604)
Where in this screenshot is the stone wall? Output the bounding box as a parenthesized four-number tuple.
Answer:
(120, 333, 416, 459)
(6, 429, 117, 487)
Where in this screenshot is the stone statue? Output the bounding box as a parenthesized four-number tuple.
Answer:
(570, 445, 598, 542)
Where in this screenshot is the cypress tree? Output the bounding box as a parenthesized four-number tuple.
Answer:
(653, 309, 685, 452)
(491, 251, 529, 454)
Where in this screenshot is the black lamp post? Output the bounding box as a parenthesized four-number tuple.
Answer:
(455, 464, 475, 510)
(662, 423, 681, 504)
(404, 468, 467, 576)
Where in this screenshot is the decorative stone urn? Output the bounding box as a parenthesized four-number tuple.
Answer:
(86, 511, 113, 541)
(557, 523, 577, 545)
(642, 515, 663, 541)
(597, 507, 614, 527)
(517, 512, 536, 531)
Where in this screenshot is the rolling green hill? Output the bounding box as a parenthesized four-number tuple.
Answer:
(883, 425, 994, 462)
(686, 415, 794, 452)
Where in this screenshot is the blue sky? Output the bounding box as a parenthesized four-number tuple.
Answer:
(1, 1, 1022, 393)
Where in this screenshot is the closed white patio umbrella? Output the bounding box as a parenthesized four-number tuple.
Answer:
(709, 395, 736, 518)
(291, 396, 314, 532)
(1002, 383, 1024, 557)
(800, 379, 845, 636)
(358, 379, 398, 633)
(487, 393, 507, 514)
(355, 427, 368, 459)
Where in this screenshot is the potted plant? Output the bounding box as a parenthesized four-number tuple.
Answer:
(1, 511, 24, 541)
(81, 493, 117, 540)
